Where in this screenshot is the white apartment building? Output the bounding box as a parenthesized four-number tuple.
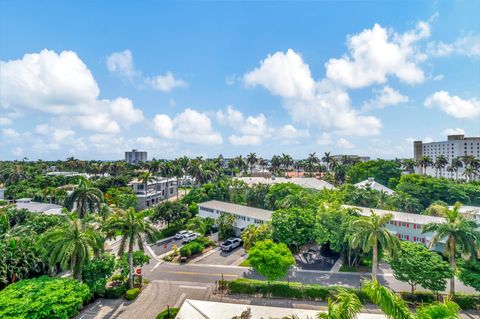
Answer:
(125, 149, 147, 164)
(128, 177, 177, 209)
(198, 200, 272, 236)
(345, 205, 446, 251)
(414, 134, 480, 179)
(235, 177, 335, 191)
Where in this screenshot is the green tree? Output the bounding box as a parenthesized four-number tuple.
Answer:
(241, 224, 272, 251)
(218, 212, 236, 240)
(64, 179, 103, 218)
(422, 203, 480, 295)
(117, 250, 151, 278)
(186, 216, 207, 235)
(104, 208, 157, 288)
(349, 210, 400, 279)
(40, 215, 103, 281)
(248, 239, 295, 282)
(271, 207, 315, 251)
(458, 258, 480, 292)
(82, 253, 115, 297)
(152, 201, 189, 226)
(317, 288, 362, 319)
(388, 241, 453, 293)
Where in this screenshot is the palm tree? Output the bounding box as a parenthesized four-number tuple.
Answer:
(1, 164, 28, 186)
(321, 152, 332, 172)
(293, 160, 304, 177)
(434, 155, 448, 177)
(64, 180, 103, 218)
(171, 162, 183, 200)
(104, 208, 157, 289)
(186, 216, 207, 235)
(417, 156, 433, 175)
(270, 155, 282, 175)
(450, 157, 463, 180)
(402, 159, 416, 174)
(317, 288, 362, 319)
(307, 152, 319, 174)
(422, 203, 480, 295)
(40, 215, 103, 281)
(246, 153, 257, 174)
(281, 153, 294, 171)
(349, 210, 400, 279)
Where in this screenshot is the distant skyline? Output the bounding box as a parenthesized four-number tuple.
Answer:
(1, 1, 479, 160)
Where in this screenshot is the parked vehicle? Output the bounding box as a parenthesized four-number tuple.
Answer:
(182, 232, 199, 243)
(175, 230, 191, 239)
(220, 237, 243, 252)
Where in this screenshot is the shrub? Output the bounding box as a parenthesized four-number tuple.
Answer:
(104, 284, 127, 299)
(0, 276, 91, 319)
(453, 293, 480, 310)
(180, 241, 204, 257)
(269, 282, 303, 298)
(111, 274, 125, 283)
(399, 291, 436, 304)
(124, 288, 141, 301)
(228, 278, 261, 294)
(156, 307, 180, 319)
(159, 223, 183, 239)
(195, 236, 215, 248)
(303, 285, 331, 301)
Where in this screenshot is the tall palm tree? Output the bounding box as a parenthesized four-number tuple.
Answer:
(1, 164, 28, 201)
(270, 155, 282, 175)
(104, 208, 158, 289)
(281, 153, 294, 171)
(450, 157, 463, 180)
(417, 156, 433, 175)
(40, 215, 103, 281)
(64, 180, 103, 218)
(422, 203, 480, 295)
(402, 159, 416, 174)
(317, 288, 362, 319)
(247, 153, 258, 174)
(307, 152, 320, 174)
(349, 211, 400, 279)
(293, 160, 304, 177)
(434, 155, 448, 177)
(321, 152, 332, 172)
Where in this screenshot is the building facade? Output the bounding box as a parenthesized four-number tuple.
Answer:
(414, 135, 480, 179)
(128, 177, 177, 209)
(125, 149, 147, 164)
(198, 200, 272, 236)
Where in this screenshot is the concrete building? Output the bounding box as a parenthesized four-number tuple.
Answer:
(455, 205, 480, 223)
(345, 205, 446, 251)
(175, 299, 386, 319)
(414, 134, 480, 179)
(331, 154, 370, 162)
(354, 177, 395, 195)
(129, 177, 177, 209)
(15, 198, 63, 215)
(235, 177, 335, 191)
(198, 200, 272, 236)
(125, 149, 147, 164)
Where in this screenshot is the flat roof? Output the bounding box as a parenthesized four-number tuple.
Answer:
(354, 179, 395, 195)
(199, 200, 272, 221)
(128, 177, 175, 185)
(344, 205, 445, 224)
(176, 299, 386, 319)
(15, 202, 63, 215)
(235, 177, 335, 190)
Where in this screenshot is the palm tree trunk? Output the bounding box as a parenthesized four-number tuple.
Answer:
(372, 243, 378, 280)
(176, 176, 179, 200)
(449, 241, 456, 296)
(128, 242, 134, 289)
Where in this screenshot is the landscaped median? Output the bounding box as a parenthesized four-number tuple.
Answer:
(218, 278, 480, 310)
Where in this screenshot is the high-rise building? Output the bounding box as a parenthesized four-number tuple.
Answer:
(413, 135, 480, 179)
(125, 149, 147, 164)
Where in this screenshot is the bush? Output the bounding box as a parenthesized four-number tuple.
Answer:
(269, 282, 304, 298)
(124, 288, 141, 301)
(453, 293, 480, 310)
(180, 241, 204, 257)
(399, 291, 436, 304)
(104, 284, 127, 299)
(195, 236, 216, 248)
(303, 285, 331, 301)
(0, 276, 91, 319)
(111, 274, 125, 283)
(156, 307, 180, 319)
(159, 223, 184, 239)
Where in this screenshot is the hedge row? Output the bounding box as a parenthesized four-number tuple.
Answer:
(221, 279, 480, 310)
(124, 288, 141, 301)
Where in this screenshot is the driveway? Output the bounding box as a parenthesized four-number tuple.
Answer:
(151, 236, 184, 256)
(193, 247, 247, 266)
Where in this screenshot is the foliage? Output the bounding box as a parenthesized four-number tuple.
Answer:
(218, 212, 236, 240)
(318, 288, 363, 319)
(186, 216, 207, 235)
(156, 307, 180, 319)
(264, 183, 304, 210)
(388, 241, 453, 293)
(104, 284, 127, 299)
(347, 159, 402, 187)
(0, 276, 91, 319)
(458, 258, 480, 292)
(271, 207, 315, 250)
(361, 279, 414, 319)
(152, 201, 190, 226)
(247, 240, 295, 282)
(82, 253, 116, 297)
(180, 241, 205, 257)
(64, 179, 104, 218)
(124, 288, 141, 300)
(117, 251, 151, 278)
(104, 187, 137, 209)
(241, 224, 272, 251)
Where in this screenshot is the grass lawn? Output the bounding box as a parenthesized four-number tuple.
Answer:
(239, 259, 250, 267)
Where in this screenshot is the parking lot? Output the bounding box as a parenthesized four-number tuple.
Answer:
(193, 246, 247, 266)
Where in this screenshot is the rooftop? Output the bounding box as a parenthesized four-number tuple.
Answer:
(129, 177, 175, 185)
(199, 200, 272, 221)
(235, 177, 335, 190)
(15, 201, 63, 215)
(175, 299, 386, 319)
(344, 205, 446, 225)
(354, 178, 395, 195)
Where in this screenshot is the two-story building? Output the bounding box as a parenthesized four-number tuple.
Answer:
(198, 200, 272, 236)
(344, 205, 446, 251)
(129, 177, 177, 209)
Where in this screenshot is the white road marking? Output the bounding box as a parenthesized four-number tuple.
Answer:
(179, 285, 208, 290)
(150, 261, 162, 272)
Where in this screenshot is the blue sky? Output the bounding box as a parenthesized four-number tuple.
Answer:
(1, 1, 479, 160)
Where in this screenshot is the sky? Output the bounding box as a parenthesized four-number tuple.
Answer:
(0, 1, 479, 161)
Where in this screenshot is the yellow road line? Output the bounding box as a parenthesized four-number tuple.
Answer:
(164, 271, 238, 277)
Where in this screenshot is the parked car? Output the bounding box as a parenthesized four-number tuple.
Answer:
(182, 232, 199, 243)
(175, 230, 190, 240)
(220, 238, 243, 252)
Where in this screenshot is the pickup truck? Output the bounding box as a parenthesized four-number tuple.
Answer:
(220, 238, 243, 252)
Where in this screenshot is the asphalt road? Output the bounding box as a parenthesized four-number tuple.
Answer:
(193, 247, 247, 266)
(151, 236, 184, 256)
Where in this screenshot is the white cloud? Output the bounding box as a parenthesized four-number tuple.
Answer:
(325, 22, 429, 88)
(2, 128, 20, 138)
(443, 128, 465, 136)
(0, 49, 144, 134)
(276, 124, 309, 139)
(228, 135, 262, 146)
(337, 138, 354, 149)
(317, 132, 333, 145)
(106, 49, 136, 79)
(152, 108, 222, 145)
(433, 74, 444, 81)
(35, 124, 75, 142)
(428, 34, 480, 57)
(424, 91, 480, 118)
(0, 117, 12, 126)
(362, 86, 409, 111)
(145, 71, 187, 92)
(243, 50, 382, 137)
